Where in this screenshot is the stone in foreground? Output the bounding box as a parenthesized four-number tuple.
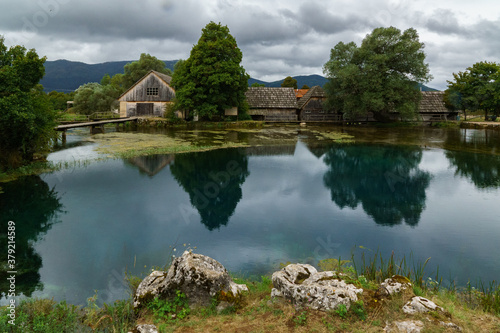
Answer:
(376, 275, 413, 298)
(134, 251, 248, 308)
(271, 263, 363, 311)
(402, 296, 445, 315)
(384, 320, 424, 333)
(129, 324, 158, 333)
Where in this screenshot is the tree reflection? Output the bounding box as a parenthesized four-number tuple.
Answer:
(444, 129, 500, 189)
(170, 149, 249, 230)
(0, 176, 63, 298)
(323, 145, 431, 226)
(446, 151, 500, 189)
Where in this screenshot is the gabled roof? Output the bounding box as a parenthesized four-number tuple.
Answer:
(418, 91, 448, 113)
(118, 70, 173, 101)
(297, 86, 326, 109)
(295, 89, 309, 99)
(245, 87, 297, 109)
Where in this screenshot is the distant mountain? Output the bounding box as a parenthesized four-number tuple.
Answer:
(41, 60, 438, 92)
(251, 75, 437, 92)
(40, 60, 177, 92)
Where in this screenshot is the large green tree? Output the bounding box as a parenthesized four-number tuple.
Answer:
(171, 22, 250, 120)
(323, 27, 432, 121)
(120, 53, 172, 90)
(445, 61, 500, 120)
(0, 37, 57, 168)
(281, 76, 298, 89)
(73, 82, 120, 115)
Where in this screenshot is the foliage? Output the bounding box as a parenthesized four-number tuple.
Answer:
(281, 76, 298, 89)
(251, 82, 265, 87)
(335, 304, 348, 319)
(46, 90, 75, 111)
(445, 61, 500, 119)
(0, 299, 80, 333)
(351, 300, 366, 321)
(72, 82, 120, 115)
(121, 53, 172, 90)
(171, 21, 250, 120)
(323, 27, 432, 121)
(0, 37, 58, 169)
(293, 310, 308, 326)
(147, 290, 190, 322)
(301, 84, 310, 89)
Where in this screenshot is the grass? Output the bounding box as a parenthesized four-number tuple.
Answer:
(2, 251, 500, 332)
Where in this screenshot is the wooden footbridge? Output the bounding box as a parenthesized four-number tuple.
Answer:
(55, 117, 139, 132)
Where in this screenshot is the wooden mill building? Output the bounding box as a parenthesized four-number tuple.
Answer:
(245, 87, 298, 121)
(118, 70, 175, 118)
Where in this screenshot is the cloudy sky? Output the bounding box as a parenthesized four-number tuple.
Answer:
(1, 0, 499, 90)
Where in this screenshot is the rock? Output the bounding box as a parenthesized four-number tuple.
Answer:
(439, 321, 462, 331)
(376, 275, 413, 298)
(402, 296, 445, 315)
(271, 263, 363, 311)
(134, 251, 248, 308)
(133, 271, 169, 308)
(384, 320, 424, 333)
(132, 324, 158, 333)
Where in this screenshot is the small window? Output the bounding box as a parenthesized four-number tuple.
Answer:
(146, 87, 159, 96)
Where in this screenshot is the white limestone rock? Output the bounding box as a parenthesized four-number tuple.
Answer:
(271, 263, 363, 311)
(377, 275, 413, 297)
(402, 296, 444, 315)
(134, 251, 248, 308)
(384, 320, 424, 333)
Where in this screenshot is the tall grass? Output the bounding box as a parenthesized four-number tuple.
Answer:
(346, 247, 500, 315)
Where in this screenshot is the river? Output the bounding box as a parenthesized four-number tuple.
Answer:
(1, 125, 499, 306)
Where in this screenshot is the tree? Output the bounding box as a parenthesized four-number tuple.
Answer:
(73, 82, 120, 115)
(281, 76, 298, 89)
(301, 84, 310, 89)
(0, 37, 57, 168)
(171, 22, 250, 120)
(46, 90, 75, 111)
(251, 82, 265, 87)
(121, 53, 172, 90)
(323, 27, 432, 121)
(445, 61, 500, 120)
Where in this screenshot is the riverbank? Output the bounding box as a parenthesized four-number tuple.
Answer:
(1, 257, 499, 332)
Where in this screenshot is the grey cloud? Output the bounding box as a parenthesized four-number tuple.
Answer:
(426, 9, 468, 36)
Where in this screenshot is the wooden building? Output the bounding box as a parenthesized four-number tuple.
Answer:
(118, 70, 175, 118)
(298, 86, 340, 121)
(417, 91, 457, 121)
(245, 87, 298, 121)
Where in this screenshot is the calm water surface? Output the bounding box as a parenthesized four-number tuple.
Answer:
(1, 126, 500, 306)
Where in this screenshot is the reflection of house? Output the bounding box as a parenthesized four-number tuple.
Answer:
(118, 71, 176, 118)
(126, 154, 175, 177)
(245, 87, 298, 121)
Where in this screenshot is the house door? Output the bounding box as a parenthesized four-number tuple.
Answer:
(137, 103, 154, 116)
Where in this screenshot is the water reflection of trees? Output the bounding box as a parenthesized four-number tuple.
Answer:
(323, 145, 431, 226)
(170, 149, 249, 230)
(444, 129, 500, 189)
(0, 176, 63, 298)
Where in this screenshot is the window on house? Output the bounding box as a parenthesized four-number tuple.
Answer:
(146, 87, 159, 96)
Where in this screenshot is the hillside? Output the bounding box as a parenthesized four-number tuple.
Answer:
(41, 60, 437, 92)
